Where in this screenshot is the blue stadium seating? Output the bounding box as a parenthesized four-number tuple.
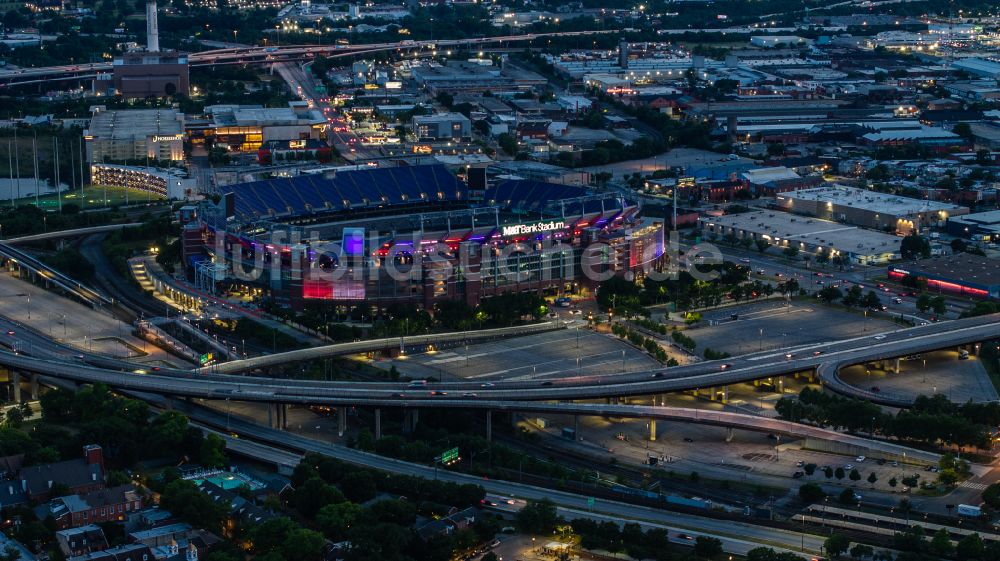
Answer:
(225, 165, 469, 220)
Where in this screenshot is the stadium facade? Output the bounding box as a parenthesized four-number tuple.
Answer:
(182, 165, 665, 310)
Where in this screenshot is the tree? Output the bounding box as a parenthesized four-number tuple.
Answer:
(339, 471, 377, 503)
(199, 433, 227, 468)
(159, 479, 228, 531)
(149, 411, 190, 454)
(850, 543, 874, 560)
(804, 463, 816, 476)
(798, 483, 825, 503)
(694, 536, 723, 559)
(755, 239, 771, 253)
(862, 291, 881, 309)
(517, 499, 559, 534)
(849, 468, 861, 482)
(824, 534, 850, 558)
(956, 533, 984, 560)
(888, 477, 898, 489)
(838, 488, 854, 504)
(929, 527, 953, 557)
(497, 133, 518, 156)
(900, 233, 930, 259)
(823, 466, 834, 479)
(983, 482, 1000, 508)
(916, 294, 931, 313)
(281, 528, 326, 561)
(293, 477, 346, 518)
(782, 246, 799, 259)
(953, 122, 974, 141)
(930, 296, 946, 315)
(819, 286, 843, 304)
(867, 472, 878, 486)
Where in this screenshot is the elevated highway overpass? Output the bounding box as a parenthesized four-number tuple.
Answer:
(0, 30, 613, 87)
(0, 313, 995, 405)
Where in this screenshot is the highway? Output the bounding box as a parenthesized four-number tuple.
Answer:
(0, 31, 615, 87)
(0, 313, 996, 406)
(177, 399, 829, 559)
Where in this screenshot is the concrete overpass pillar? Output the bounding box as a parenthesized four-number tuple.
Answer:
(338, 406, 347, 437)
(648, 419, 657, 442)
(280, 404, 287, 430)
(374, 408, 382, 440)
(753, 379, 761, 387)
(29, 374, 38, 401)
(894, 358, 901, 374)
(403, 409, 418, 434)
(726, 427, 735, 442)
(485, 410, 492, 442)
(721, 386, 729, 404)
(11, 372, 21, 403)
(267, 403, 274, 428)
(574, 415, 580, 440)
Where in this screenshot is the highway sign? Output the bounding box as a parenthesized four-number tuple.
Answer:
(440, 447, 460, 465)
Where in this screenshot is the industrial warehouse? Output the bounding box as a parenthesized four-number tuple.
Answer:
(181, 164, 665, 309)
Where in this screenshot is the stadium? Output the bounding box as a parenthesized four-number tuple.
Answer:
(182, 164, 666, 310)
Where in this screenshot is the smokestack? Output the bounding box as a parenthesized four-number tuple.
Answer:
(146, 0, 159, 52)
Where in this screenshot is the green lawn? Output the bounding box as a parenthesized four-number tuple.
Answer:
(15, 185, 167, 210)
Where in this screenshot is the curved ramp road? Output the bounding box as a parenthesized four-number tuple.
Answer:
(0, 315, 996, 406)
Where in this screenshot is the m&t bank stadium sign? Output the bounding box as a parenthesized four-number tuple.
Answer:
(502, 220, 566, 237)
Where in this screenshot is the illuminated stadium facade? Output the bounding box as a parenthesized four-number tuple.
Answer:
(183, 165, 665, 310)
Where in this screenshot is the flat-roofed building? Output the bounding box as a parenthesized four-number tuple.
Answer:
(776, 185, 969, 235)
(111, 52, 189, 98)
(412, 112, 471, 141)
(698, 210, 902, 264)
(202, 102, 327, 152)
(84, 106, 185, 164)
(888, 253, 1000, 299)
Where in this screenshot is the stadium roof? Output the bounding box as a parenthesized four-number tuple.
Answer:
(226, 165, 467, 220)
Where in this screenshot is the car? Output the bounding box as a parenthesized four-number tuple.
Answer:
(651, 372, 664, 378)
(873, 335, 887, 340)
(813, 350, 823, 356)
(740, 258, 750, 263)
(856, 455, 866, 463)
(757, 268, 765, 274)
(430, 390, 448, 396)
(678, 534, 695, 541)
(540, 381, 553, 386)
(462, 393, 478, 398)
(853, 492, 862, 501)
(793, 471, 805, 479)
(766, 433, 778, 440)
(481, 382, 495, 388)
(796, 460, 805, 467)
(877, 458, 886, 465)
(5, 330, 13, 336)
(683, 437, 694, 443)
(845, 464, 855, 470)
(152, 366, 161, 371)
(901, 486, 910, 493)
(569, 309, 582, 315)
(785, 353, 795, 359)
(390, 393, 405, 398)
(720, 363, 732, 370)
(892, 297, 903, 304)
(891, 461, 899, 467)
(74, 354, 86, 360)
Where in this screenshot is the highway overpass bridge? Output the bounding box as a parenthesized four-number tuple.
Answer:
(0, 241, 113, 310)
(0, 313, 995, 406)
(0, 30, 613, 87)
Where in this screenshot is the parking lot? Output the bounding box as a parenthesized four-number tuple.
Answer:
(839, 350, 998, 403)
(382, 327, 661, 382)
(681, 300, 899, 356)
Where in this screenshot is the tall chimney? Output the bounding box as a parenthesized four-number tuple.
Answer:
(146, 0, 159, 52)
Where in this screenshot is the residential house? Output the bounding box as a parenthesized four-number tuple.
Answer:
(57, 525, 109, 557)
(39, 485, 143, 529)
